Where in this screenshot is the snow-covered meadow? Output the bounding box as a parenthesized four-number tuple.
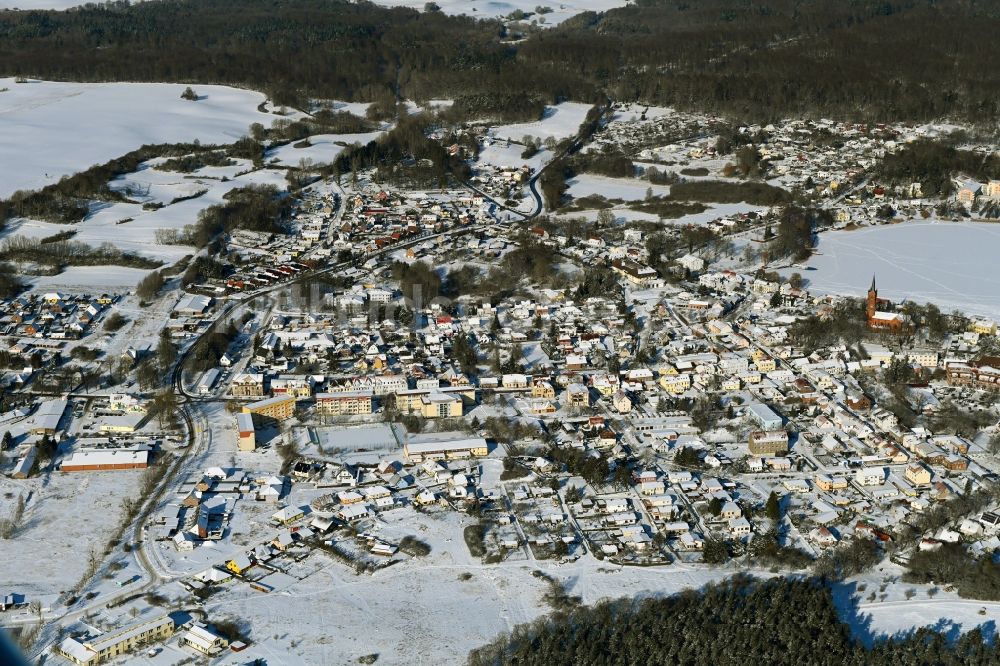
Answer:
(784, 220, 1000, 318)
(2, 161, 291, 281)
(558, 201, 769, 227)
(490, 102, 594, 143)
(265, 131, 385, 167)
(0, 78, 271, 197)
(566, 174, 671, 201)
(316, 0, 629, 25)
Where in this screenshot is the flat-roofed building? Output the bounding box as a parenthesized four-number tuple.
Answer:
(315, 390, 373, 416)
(748, 430, 789, 456)
(57, 613, 174, 665)
(746, 403, 783, 430)
(61, 449, 149, 472)
(96, 413, 146, 434)
(236, 412, 256, 451)
(243, 395, 296, 422)
(403, 437, 489, 462)
(417, 392, 463, 418)
(394, 387, 473, 416)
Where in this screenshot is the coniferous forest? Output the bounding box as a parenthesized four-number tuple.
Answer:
(3, 0, 1000, 122)
(467, 576, 1000, 666)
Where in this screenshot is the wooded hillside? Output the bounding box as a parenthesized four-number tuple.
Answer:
(3, 0, 1000, 122)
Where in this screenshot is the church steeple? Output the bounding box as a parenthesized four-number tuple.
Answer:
(866, 274, 878, 321)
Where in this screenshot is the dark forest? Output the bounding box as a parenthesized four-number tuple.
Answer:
(2, 0, 1000, 122)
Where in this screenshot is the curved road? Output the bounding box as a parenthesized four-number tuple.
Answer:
(31, 113, 608, 658)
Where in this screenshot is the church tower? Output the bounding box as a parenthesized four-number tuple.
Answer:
(866, 275, 878, 321)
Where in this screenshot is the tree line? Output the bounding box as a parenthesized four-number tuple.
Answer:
(4, 1, 1000, 123)
(0, 236, 161, 271)
(0, 141, 228, 226)
(468, 574, 1000, 666)
(876, 139, 1000, 197)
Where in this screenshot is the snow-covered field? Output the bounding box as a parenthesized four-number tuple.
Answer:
(26, 266, 157, 290)
(198, 515, 735, 665)
(0, 78, 271, 197)
(784, 220, 1000, 318)
(2, 162, 290, 281)
(567, 174, 670, 201)
(832, 576, 1000, 648)
(0, 0, 630, 23)
(266, 132, 384, 167)
(478, 141, 553, 171)
(490, 102, 594, 143)
(0, 470, 142, 599)
(359, 0, 629, 24)
(191, 539, 1000, 665)
(559, 201, 767, 227)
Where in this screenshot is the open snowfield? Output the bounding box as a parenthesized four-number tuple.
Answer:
(266, 132, 384, 167)
(783, 220, 1000, 318)
(0, 0, 630, 23)
(361, 0, 629, 24)
(567, 174, 670, 201)
(0, 470, 142, 599)
(190, 533, 1000, 665)
(478, 141, 553, 171)
(26, 266, 157, 290)
(559, 201, 767, 227)
(832, 575, 1000, 648)
(490, 102, 594, 143)
(198, 513, 736, 665)
(2, 164, 290, 280)
(0, 78, 271, 197)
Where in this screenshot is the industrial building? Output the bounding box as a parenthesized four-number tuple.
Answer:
(61, 449, 149, 472)
(403, 437, 489, 462)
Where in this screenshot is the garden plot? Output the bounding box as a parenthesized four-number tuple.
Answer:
(507, 485, 578, 560)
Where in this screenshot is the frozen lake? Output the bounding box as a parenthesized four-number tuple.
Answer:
(784, 221, 1000, 318)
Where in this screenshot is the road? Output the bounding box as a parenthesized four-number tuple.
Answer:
(27, 110, 611, 657)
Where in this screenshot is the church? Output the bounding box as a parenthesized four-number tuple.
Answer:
(865, 276, 907, 333)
